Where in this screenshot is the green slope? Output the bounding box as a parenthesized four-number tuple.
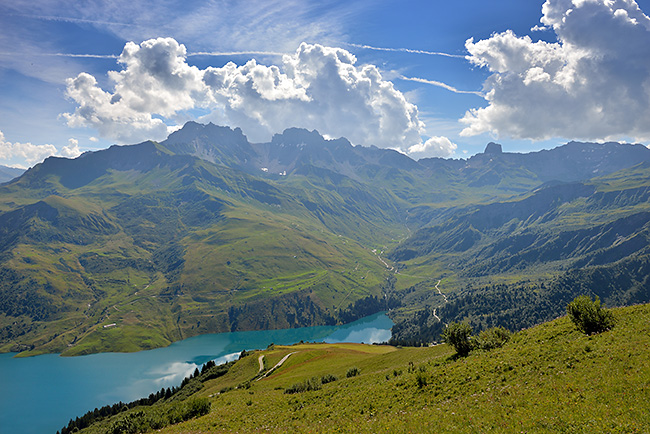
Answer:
(71, 302, 650, 433)
(2, 123, 650, 357)
(386, 163, 650, 343)
(0, 142, 401, 356)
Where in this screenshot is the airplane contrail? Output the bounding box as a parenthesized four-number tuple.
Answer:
(187, 51, 285, 57)
(14, 13, 136, 27)
(347, 43, 466, 59)
(399, 75, 483, 96)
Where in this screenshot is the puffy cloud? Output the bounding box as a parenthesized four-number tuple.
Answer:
(0, 130, 58, 166)
(63, 38, 205, 143)
(60, 138, 82, 158)
(461, 0, 650, 142)
(1, 0, 356, 89)
(63, 39, 424, 150)
(0, 131, 84, 167)
(407, 136, 457, 159)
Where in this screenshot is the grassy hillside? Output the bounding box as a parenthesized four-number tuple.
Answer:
(0, 143, 402, 356)
(73, 303, 650, 433)
(2, 124, 650, 357)
(386, 163, 650, 342)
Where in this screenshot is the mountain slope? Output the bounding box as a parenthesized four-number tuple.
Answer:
(0, 165, 24, 183)
(1, 122, 650, 356)
(72, 302, 650, 434)
(392, 163, 650, 268)
(387, 163, 650, 344)
(0, 140, 400, 356)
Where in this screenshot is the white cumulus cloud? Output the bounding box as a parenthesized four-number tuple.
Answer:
(407, 136, 457, 159)
(60, 138, 82, 158)
(0, 130, 57, 167)
(63, 38, 204, 143)
(62, 38, 424, 150)
(461, 0, 650, 142)
(0, 131, 84, 167)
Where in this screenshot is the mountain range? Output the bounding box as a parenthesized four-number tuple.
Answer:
(1, 121, 649, 356)
(0, 165, 24, 183)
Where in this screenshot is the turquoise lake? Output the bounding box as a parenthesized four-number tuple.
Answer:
(0, 313, 392, 434)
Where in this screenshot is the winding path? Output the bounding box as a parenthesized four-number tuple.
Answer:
(435, 279, 447, 302)
(256, 351, 298, 381)
(432, 279, 448, 327)
(373, 248, 394, 271)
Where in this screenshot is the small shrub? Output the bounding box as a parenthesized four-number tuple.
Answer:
(108, 399, 210, 434)
(477, 326, 511, 350)
(285, 377, 322, 394)
(320, 374, 338, 384)
(110, 411, 146, 434)
(182, 397, 211, 419)
(346, 367, 360, 378)
(235, 381, 251, 390)
(441, 322, 475, 356)
(567, 295, 616, 335)
(306, 377, 322, 391)
(284, 382, 305, 394)
(415, 371, 428, 389)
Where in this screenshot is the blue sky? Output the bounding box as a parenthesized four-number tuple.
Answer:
(1, 0, 650, 167)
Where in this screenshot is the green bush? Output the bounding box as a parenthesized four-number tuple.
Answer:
(567, 295, 616, 334)
(346, 367, 360, 378)
(477, 326, 511, 350)
(107, 398, 210, 434)
(441, 322, 475, 356)
(110, 411, 147, 434)
(285, 377, 322, 394)
(415, 371, 428, 388)
(320, 373, 338, 384)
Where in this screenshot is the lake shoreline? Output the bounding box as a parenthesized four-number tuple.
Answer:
(0, 312, 393, 434)
(4, 310, 395, 358)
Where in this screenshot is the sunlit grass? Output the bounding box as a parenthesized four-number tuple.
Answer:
(135, 303, 650, 434)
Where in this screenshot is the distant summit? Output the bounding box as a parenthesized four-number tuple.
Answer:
(271, 128, 326, 147)
(0, 165, 24, 183)
(2, 120, 650, 358)
(484, 142, 503, 154)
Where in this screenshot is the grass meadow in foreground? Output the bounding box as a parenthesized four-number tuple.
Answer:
(110, 303, 650, 434)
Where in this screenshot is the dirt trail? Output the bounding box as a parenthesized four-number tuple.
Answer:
(435, 280, 447, 302)
(256, 351, 297, 381)
(258, 355, 264, 373)
(432, 279, 448, 326)
(372, 248, 394, 271)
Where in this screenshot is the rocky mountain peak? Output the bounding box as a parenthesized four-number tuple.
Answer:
(484, 142, 503, 154)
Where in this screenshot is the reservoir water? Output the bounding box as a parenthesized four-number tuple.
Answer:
(0, 312, 392, 434)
